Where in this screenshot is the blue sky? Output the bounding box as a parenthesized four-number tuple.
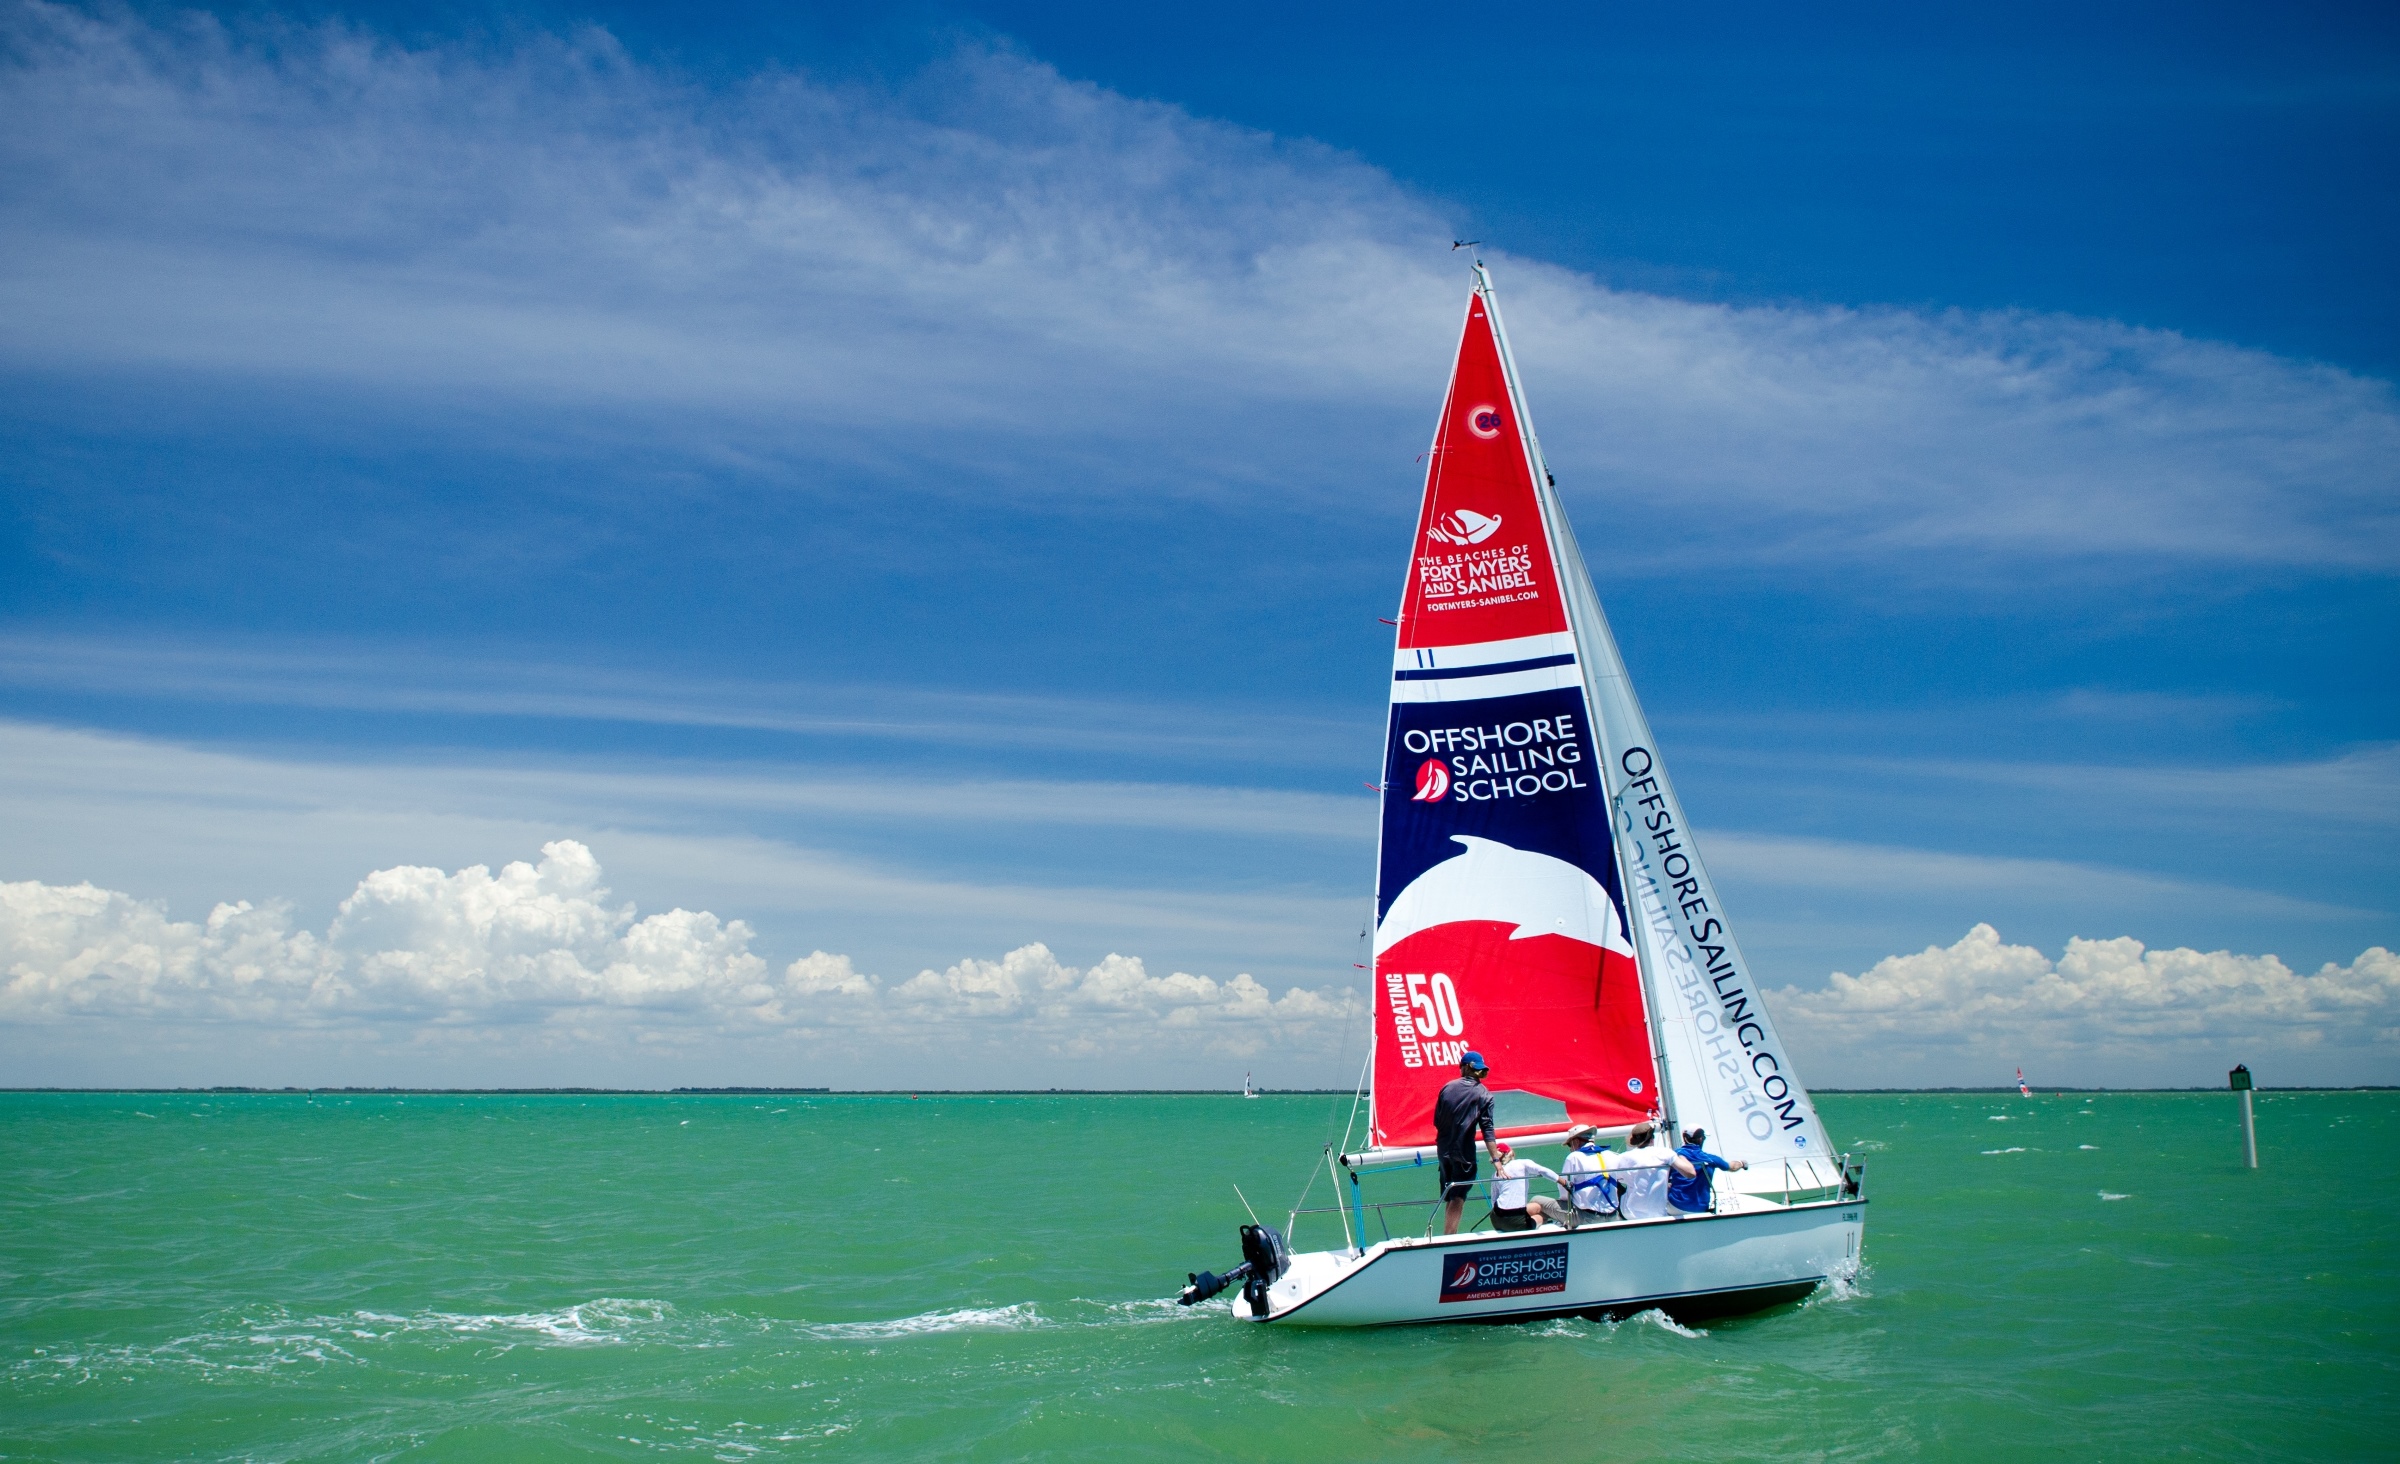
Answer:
(0, 0, 2394, 1089)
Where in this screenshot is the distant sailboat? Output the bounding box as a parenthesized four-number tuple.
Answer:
(1244, 1073, 1259, 1099)
(2017, 1067, 2034, 1098)
(1176, 261, 1865, 1327)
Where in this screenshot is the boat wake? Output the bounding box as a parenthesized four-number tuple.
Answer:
(356, 1298, 672, 1345)
(6, 1298, 681, 1382)
(803, 1303, 1042, 1340)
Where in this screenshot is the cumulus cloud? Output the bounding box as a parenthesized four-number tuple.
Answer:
(0, 2, 2392, 570)
(8, 847, 2394, 1084)
(0, 841, 769, 1027)
(1776, 923, 2400, 1085)
(0, 840, 1359, 1063)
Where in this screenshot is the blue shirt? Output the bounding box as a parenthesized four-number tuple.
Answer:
(1668, 1144, 1732, 1213)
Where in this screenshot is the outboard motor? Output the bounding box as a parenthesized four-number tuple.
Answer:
(1237, 1223, 1290, 1315)
(1176, 1223, 1290, 1316)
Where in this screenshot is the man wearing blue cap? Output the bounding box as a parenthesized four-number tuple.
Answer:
(1434, 1051, 1498, 1234)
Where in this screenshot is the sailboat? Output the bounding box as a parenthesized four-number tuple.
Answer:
(1244, 1073, 1260, 1099)
(1176, 262, 1865, 1327)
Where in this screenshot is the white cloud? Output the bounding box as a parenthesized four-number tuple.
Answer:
(7, 843, 2392, 1087)
(0, 717, 1367, 997)
(0, 3, 2391, 570)
(0, 840, 1360, 1070)
(0, 879, 333, 1023)
(0, 841, 770, 1026)
(1775, 923, 2400, 1087)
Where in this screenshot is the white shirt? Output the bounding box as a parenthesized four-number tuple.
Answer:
(1559, 1146, 1613, 1211)
(1608, 1142, 1676, 1219)
(1490, 1156, 1560, 1210)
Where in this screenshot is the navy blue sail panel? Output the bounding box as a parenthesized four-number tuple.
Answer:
(1392, 653, 1578, 683)
(1377, 685, 1624, 922)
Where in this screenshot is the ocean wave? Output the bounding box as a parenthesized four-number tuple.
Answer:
(1981, 1147, 2028, 1155)
(2099, 1192, 2132, 1201)
(802, 1303, 1042, 1340)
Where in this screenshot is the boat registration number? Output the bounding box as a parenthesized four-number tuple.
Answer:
(1438, 1243, 1569, 1303)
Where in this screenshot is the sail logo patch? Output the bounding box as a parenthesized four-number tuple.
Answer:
(1438, 1243, 1569, 1303)
(1426, 509, 1503, 546)
(1466, 404, 1505, 439)
(1412, 758, 1451, 802)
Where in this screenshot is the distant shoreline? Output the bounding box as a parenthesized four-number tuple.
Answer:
(2, 1085, 2392, 1095)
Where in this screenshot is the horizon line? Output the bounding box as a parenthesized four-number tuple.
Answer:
(1, 1085, 2388, 1096)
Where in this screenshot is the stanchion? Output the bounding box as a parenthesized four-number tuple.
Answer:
(2229, 1064, 2257, 1168)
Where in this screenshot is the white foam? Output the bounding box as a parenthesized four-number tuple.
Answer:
(1088, 1297, 1197, 1325)
(2080, 1144, 2099, 1150)
(1809, 1265, 1872, 1305)
(2099, 1192, 2131, 1201)
(1627, 1308, 1707, 1339)
(353, 1298, 671, 1345)
(1980, 1147, 2027, 1154)
(804, 1303, 1041, 1340)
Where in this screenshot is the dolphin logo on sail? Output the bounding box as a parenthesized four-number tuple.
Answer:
(1427, 509, 1503, 546)
(1375, 836, 1629, 957)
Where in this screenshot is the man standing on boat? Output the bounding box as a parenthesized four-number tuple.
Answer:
(1434, 1051, 1499, 1234)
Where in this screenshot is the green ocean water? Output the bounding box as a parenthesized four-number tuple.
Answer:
(2, 1090, 2393, 1462)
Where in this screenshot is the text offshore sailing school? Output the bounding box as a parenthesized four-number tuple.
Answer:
(1399, 714, 1590, 802)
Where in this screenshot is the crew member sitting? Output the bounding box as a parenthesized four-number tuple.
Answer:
(1606, 1122, 1676, 1220)
(1486, 1142, 1561, 1231)
(1554, 1125, 1621, 1227)
(1668, 1126, 1748, 1215)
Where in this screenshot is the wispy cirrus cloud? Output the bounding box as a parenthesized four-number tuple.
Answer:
(0, 633, 1368, 769)
(1707, 832, 2376, 924)
(1, 1, 2393, 572)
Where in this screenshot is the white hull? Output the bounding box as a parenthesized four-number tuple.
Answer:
(1233, 1197, 1864, 1327)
